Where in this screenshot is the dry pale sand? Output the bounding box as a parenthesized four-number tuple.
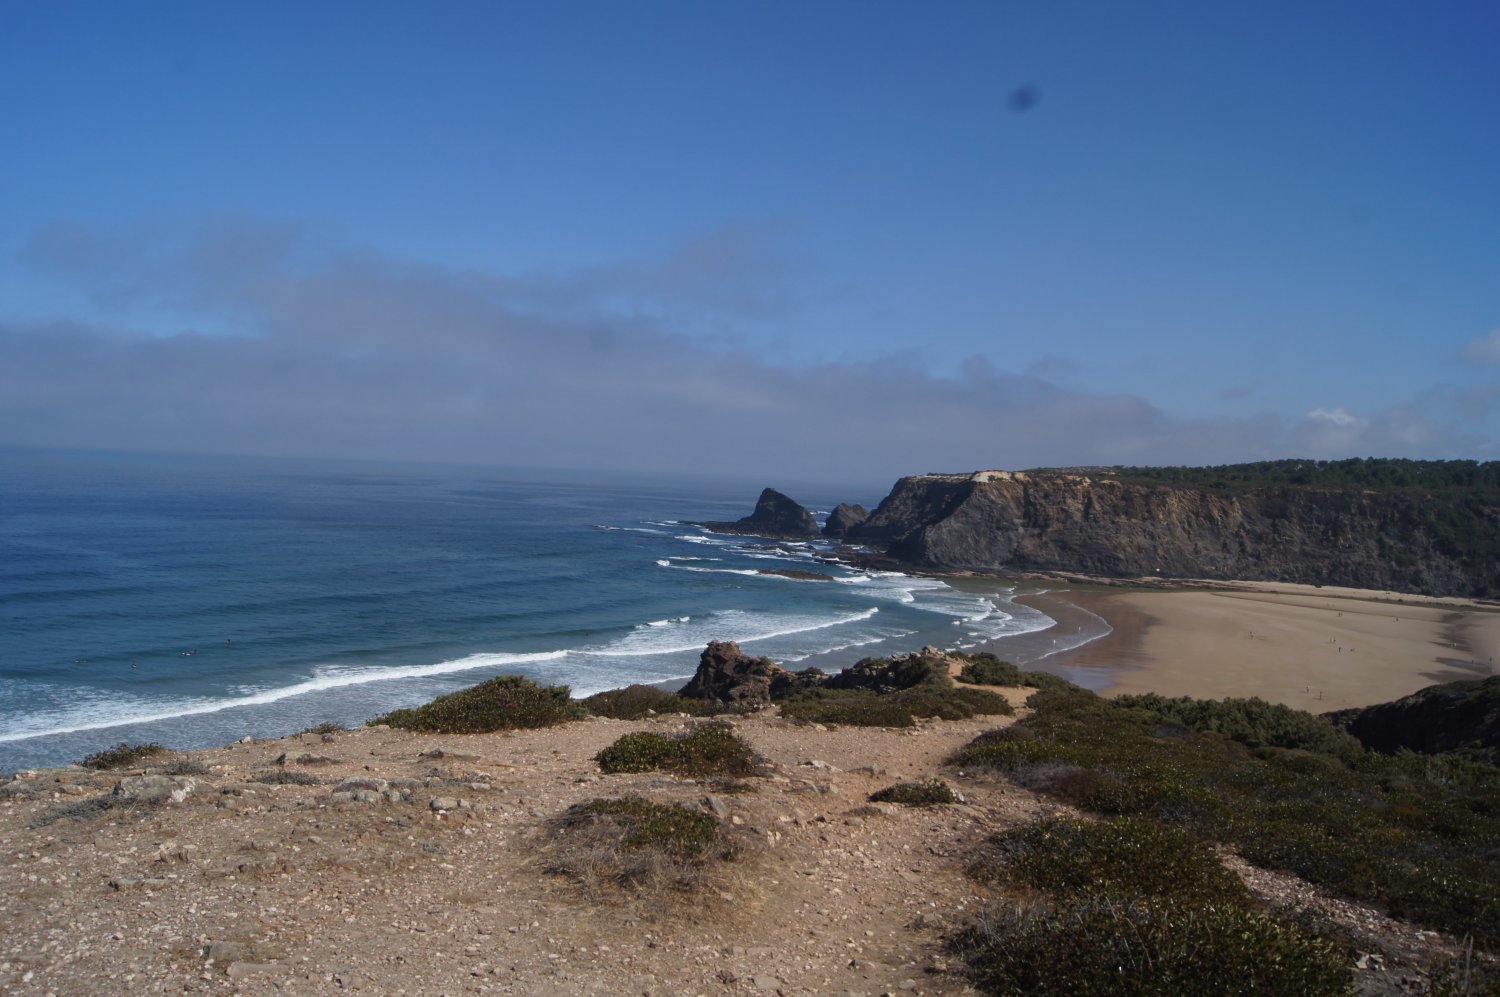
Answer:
(1052, 582, 1500, 713)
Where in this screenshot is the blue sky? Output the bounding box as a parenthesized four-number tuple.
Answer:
(2, 1, 1497, 484)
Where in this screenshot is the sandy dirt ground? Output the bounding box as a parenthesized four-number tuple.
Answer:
(1, 694, 1058, 997)
(1054, 581, 1500, 712)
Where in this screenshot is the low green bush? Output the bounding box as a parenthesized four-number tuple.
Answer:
(545, 795, 743, 897)
(595, 725, 761, 778)
(952, 895, 1351, 996)
(251, 770, 322, 785)
(870, 779, 959, 807)
(972, 816, 1250, 908)
(779, 689, 916, 727)
(80, 742, 168, 770)
(895, 684, 1013, 720)
(1115, 692, 1366, 764)
(780, 684, 1013, 728)
(563, 796, 720, 855)
(370, 675, 584, 733)
(954, 653, 1024, 686)
(582, 685, 728, 719)
(948, 685, 1500, 945)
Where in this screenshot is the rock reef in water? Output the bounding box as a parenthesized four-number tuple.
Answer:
(695, 487, 820, 539)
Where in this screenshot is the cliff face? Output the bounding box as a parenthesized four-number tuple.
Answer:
(848, 470, 1499, 597)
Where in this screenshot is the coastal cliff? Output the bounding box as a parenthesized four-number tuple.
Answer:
(848, 467, 1500, 598)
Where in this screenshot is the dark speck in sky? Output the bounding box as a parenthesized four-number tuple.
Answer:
(1008, 85, 1041, 113)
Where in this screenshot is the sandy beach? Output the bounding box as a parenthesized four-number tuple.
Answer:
(1048, 581, 1500, 713)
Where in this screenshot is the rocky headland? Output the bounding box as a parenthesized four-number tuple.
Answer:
(835, 466, 1500, 598)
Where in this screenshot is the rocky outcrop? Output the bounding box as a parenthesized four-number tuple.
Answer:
(1325, 675, 1500, 761)
(822, 646, 957, 692)
(822, 503, 870, 539)
(696, 488, 819, 539)
(846, 470, 1500, 598)
(678, 641, 819, 705)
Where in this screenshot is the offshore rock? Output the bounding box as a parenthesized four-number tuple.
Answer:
(697, 488, 820, 539)
(822, 503, 870, 539)
(847, 469, 1500, 598)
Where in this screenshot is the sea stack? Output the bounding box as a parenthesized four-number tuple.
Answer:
(822, 502, 869, 539)
(695, 487, 820, 539)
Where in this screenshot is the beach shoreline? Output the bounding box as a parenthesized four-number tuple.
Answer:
(1034, 580, 1500, 713)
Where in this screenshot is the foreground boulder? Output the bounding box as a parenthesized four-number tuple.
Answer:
(823, 646, 957, 692)
(678, 641, 817, 705)
(696, 488, 819, 539)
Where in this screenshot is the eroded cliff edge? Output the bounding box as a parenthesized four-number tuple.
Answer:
(846, 469, 1500, 598)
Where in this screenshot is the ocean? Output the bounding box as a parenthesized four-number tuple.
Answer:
(0, 449, 1110, 772)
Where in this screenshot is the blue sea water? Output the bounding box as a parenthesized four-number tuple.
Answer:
(0, 449, 1109, 772)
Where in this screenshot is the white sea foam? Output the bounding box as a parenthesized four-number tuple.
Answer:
(0, 650, 570, 744)
(1034, 603, 1113, 660)
(780, 628, 919, 662)
(581, 607, 880, 658)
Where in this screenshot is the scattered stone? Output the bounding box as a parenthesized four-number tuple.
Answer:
(206, 941, 249, 963)
(225, 961, 285, 979)
(112, 775, 195, 804)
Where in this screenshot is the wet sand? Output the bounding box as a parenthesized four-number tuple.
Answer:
(1046, 582, 1500, 713)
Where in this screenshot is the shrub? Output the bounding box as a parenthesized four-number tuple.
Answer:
(595, 725, 762, 778)
(300, 721, 348, 735)
(952, 895, 1351, 996)
(370, 675, 584, 733)
(948, 684, 1500, 945)
(563, 797, 719, 855)
(870, 779, 959, 807)
(779, 689, 916, 727)
(1115, 692, 1366, 764)
(544, 795, 742, 898)
(250, 770, 322, 785)
(80, 742, 168, 770)
(780, 684, 1013, 727)
(582, 685, 728, 719)
(895, 684, 1013, 720)
(955, 653, 1024, 686)
(972, 816, 1250, 908)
